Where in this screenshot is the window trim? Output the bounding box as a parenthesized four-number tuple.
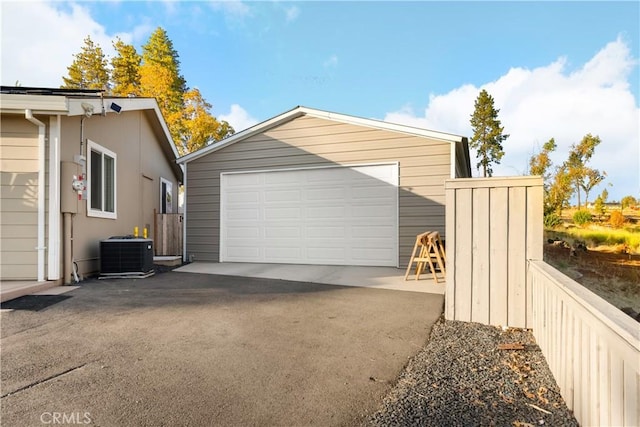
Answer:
(160, 177, 173, 214)
(87, 139, 117, 219)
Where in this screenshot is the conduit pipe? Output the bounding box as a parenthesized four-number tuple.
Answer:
(25, 110, 46, 282)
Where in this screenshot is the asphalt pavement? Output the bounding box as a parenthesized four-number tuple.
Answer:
(1, 270, 443, 426)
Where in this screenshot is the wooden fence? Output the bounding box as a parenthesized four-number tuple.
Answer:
(444, 176, 543, 328)
(529, 260, 639, 426)
(444, 175, 639, 425)
(154, 213, 183, 256)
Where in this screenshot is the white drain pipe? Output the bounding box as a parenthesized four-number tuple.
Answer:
(25, 110, 46, 282)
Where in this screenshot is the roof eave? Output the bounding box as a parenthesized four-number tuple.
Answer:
(177, 106, 465, 165)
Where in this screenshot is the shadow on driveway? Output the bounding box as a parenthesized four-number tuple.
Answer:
(1, 271, 443, 426)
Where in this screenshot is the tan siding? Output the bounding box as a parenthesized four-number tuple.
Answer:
(186, 115, 452, 265)
(59, 111, 180, 278)
(0, 116, 39, 279)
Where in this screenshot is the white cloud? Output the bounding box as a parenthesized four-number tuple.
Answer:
(385, 37, 640, 200)
(323, 54, 338, 69)
(219, 104, 259, 132)
(0, 1, 130, 87)
(285, 5, 300, 23)
(209, 0, 251, 19)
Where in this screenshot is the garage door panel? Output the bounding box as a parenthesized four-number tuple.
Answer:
(226, 246, 261, 260)
(352, 205, 395, 218)
(227, 226, 260, 238)
(307, 247, 346, 261)
(265, 227, 301, 238)
(225, 173, 260, 187)
(227, 191, 260, 204)
(264, 247, 303, 261)
(307, 187, 346, 201)
(306, 226, 346, 238)
(352, 247, 395, 262)
(306, 206, 345, 219)
(227, 207, 260, 220)
(352, 225, 395, 238)
(264, 207, 301, 220)
(221, 164, 398, 266)
(264, 190, 301, 203)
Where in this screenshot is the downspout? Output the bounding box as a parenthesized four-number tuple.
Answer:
(48, 115, 61, 281)
(182, 163, 188, 262)
(25, 110, 46, 282)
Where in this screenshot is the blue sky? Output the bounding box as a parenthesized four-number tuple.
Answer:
(2, 1, 639, 200)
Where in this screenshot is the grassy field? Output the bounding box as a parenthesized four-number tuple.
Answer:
(543, 207, 640, 313)
(549, 207, 640, 254)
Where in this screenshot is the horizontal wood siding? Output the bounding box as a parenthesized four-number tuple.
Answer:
(0, 119, 39, 280)
(187, 115, 452, 265)
(444, 176, 543, 328)
(529, 260, 640, 427)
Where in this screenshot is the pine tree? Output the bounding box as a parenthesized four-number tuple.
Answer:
(111, 37, 142, 97)
(140, 27, 186, 113)
(139, 28, 187, 144)
(469, 89, 509, 177)
(61, 36, 110, 90)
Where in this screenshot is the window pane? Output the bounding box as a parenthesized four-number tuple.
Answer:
(104, 155, 115, 213)
(91, 150, 102, 210)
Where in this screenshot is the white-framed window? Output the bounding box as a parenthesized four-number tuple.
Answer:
(160, 177, 173, 214)
(87, 139, 117, 219)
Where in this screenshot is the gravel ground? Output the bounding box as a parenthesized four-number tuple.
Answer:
(369, 319, 579, 427)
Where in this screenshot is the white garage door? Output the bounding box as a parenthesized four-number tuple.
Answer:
(220, 163, 398, 267)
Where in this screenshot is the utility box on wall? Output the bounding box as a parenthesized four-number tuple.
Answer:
(99, 238, 154, 279)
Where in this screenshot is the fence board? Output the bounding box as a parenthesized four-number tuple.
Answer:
(529, 260, 640, 426)
(155, 213, 183, 256)
(507, 186, 527, 327)
(444, 177, 542, 328)
(454, 188, 472, 322)
(471, 188, 489, 324)
(445, 187, 456, 319)
(489, 187, 508, 326)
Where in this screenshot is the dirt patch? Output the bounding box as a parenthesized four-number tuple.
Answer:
(543, 243, 640, 316)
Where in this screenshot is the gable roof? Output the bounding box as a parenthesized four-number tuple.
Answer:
(177, 106, 471, 175)
(0, 87, 183, 181)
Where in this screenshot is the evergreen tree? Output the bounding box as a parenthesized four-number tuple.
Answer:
(61, 36, 110, 90)
(111, 37, 142, 97)
(469, 89, 509, 177)
(140, 27, 186, 113)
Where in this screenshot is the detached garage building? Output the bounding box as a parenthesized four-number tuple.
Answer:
(178, 106, 471, 268)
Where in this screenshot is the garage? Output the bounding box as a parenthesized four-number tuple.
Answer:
(178, 106, 471, 267)
(220, 164, 399, 266)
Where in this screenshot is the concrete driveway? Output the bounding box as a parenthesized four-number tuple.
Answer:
(1, 271, 443, 426)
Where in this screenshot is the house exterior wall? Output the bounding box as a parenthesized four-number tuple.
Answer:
(58, 110, 179, 278)
(186, 115, 453, 266)
(0, 116, 42, 279)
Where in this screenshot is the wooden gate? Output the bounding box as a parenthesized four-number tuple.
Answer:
(154, 212, 183, 256)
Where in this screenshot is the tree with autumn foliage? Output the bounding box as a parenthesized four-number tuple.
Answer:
(111, 37, 142, 97)
(60, 27, 234, 155)
(469, 89, 509, 177)
(565, 134, 604, 208)
(61, 36, 110, 90)
(179, 88, 234, 155)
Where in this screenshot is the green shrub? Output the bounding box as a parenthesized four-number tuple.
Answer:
(544, 212, 562, 228)
(573, 209, 592, 227)
(609, 210, 625, 228)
